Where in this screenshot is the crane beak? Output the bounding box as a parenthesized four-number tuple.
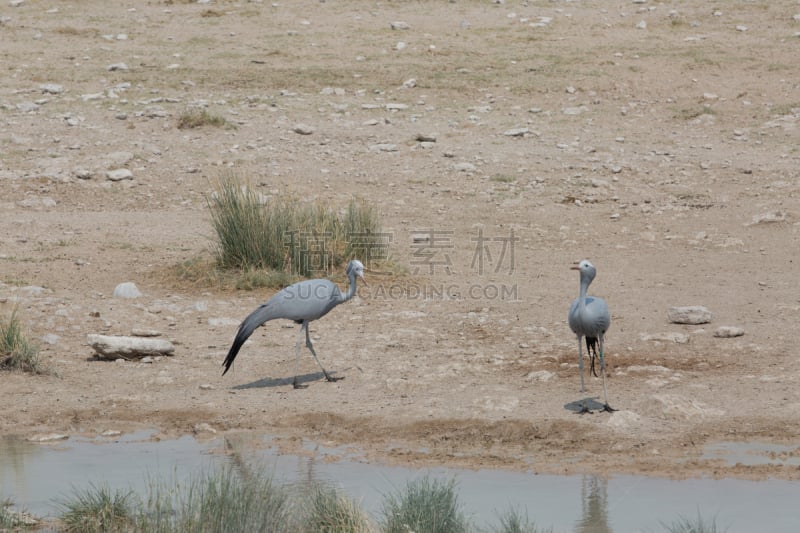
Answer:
(358, 272, 368, 286)
(570, 263, 580, 270)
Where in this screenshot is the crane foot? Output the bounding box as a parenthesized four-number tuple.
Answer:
(602, 403, 617, 413)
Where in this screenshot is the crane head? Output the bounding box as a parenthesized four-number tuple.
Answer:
(346, 259, 367, 284)
(571, 259, 597, 279)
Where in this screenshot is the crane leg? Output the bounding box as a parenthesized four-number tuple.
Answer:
(577, 337, 589, 413)
(587, 337, 599, 377)
(599, 336, 615, 412)
(305, 323, 341, 383)
(292, 325, 305, 389)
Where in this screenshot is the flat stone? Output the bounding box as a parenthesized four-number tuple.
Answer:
(40, 83, 64, 94)
(106, 168, 133, 181)
(667, 306, 713, 325)
(88, 334, 175, 360)
(640, 332, 690, 344)
(607, 410, 641, 431)
(652, 394, 724, 420)
(503, 127, 529, 137)
(525, 370, 555, 382)
(292, 123, 314, 135)
(28, 433, 69, 442)
(714, 326, 745, 338)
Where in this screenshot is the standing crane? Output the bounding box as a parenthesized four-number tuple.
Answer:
(568, 259, 614, 412)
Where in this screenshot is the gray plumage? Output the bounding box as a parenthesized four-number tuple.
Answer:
(568, 259, 614, 412)
(222, 259, 365, 388)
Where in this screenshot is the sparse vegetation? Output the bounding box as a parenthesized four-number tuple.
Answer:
(177, 108, 232, 129)
(492, 507, 552, 533)
(674, 105, 716, 121)
(208, 174, 388, 278)
(0, 308, 44, 374)
(1, 499, 27, 529)
(13, 467, 737, 532)
(380, 476, 468, 533)
(58, 483, 135, 533)
(301, 484, 373, 533)
(136, 465, 292, 532)
(661, 512, 727, 533)
(490, 174, 517, 183)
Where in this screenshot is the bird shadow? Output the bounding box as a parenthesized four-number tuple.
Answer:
(232, 371, 340, 390)
(564, 397, 609, 414)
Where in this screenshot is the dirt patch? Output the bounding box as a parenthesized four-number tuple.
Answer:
(2, 0, 800, 482)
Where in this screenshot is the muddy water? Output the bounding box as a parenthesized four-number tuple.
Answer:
(1, 432, 799, 532)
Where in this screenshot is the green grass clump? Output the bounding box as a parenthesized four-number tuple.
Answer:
(300, 484, 373, 533)
(661, 512, 727, 533)
(177, 108, 232, 129)
(136, 465, 292, 532)
(381, 475, 469, 533)
(1, 499, 26, 529)
(0, 308, 44, 374)
(492, 506, 552, 533)
(57, 483, 135, 533)
(208, 174, 388, 278)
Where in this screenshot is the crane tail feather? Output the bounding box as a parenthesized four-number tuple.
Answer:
(222, 304, 275, 375)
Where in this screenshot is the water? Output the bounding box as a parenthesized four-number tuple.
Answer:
(2, 431, 799, 532)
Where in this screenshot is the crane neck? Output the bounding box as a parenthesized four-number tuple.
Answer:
(577, 274, 591, 306)
(340, 271, 359, 303)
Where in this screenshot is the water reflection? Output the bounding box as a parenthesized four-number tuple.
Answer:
(0, 435, 46, 501)
(2, 432, 800, 531)
(577, 475, 612, 533)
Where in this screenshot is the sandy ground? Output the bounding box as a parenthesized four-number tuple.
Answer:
(1, 0, 800, 482)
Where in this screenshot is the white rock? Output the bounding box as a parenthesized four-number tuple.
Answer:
(748, 211, 787, 225)
(369, 143, 399, 152)
(40, 83, 64, 94)
(652, 394, 724, 420)
(131, 329, 162, 337)
(714, 326, 745, 338)
(41, 333, 60, 345)
(107, 62, 129, 71)
(639, 332, 690, 344)
(193, 423, 217, 434)
(607, 410, 641, 430)
(667, 306, 713, 325)
(106, 168, 133, 181)
(113, 282, 142, 298)
(503, 127, 529, 137)
(16, 101, 40, 112)
(453, 162, 477, 172)
(292, 123, 314, 135)
(390, 21, 410, 30)
(563, 106, 588, 115)
(627, 365, 672, 373)
(526, 370, 554, 382)
(87, 334, 175, 359)
(27, 433, 68, 442)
